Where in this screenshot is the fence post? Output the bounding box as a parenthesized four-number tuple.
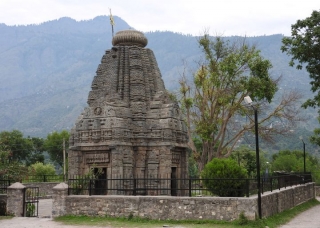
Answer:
(133, 178, 136, 196)
(52, 183, 68, 218)
(246, 179, 249, 197)
(188, 177, 192, 197)
(270, 177, 273, 192)
(7, 182, 26, 216)
(89, 180, 92, 196)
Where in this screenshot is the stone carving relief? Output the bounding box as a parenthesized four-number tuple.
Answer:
(86, 151, 110, 164)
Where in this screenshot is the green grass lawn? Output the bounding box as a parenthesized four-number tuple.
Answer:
(55, 198, 320, 228)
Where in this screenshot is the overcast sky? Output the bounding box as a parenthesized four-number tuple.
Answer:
(0, 0, 319, 36)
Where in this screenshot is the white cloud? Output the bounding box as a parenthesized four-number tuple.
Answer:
(0, 0, 319, 36)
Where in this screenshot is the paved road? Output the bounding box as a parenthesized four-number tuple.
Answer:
(279, 197, 320, 228)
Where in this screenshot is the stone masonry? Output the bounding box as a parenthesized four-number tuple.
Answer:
(68, 29, 189, 195)
(52, 183, 315, 221)
(51, 182, 315, 220)
(6, 182, 25, 216)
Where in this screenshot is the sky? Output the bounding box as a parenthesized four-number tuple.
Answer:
(0, 0, 319, 36)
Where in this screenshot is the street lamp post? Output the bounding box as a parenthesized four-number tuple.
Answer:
(299, 136, 306, 174)
(244, 96, 262, 219)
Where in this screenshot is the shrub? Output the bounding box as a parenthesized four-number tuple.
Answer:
(201, 158, 248, 197)
(28, 162, 56, 177)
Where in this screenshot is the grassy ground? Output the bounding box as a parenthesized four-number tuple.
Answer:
(0, 216, 13, 220)
(55, 198, 320, 228)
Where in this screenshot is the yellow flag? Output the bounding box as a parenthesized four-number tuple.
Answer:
(109, 9, 115, 26)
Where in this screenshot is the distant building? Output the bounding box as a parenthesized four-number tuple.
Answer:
(68, 29, 189, 195)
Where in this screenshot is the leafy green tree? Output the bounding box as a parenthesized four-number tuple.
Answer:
(201, 158, 248, 197)
(180, 34, 302, 171)
(0, 130, 44, 165)
(26, 137, 45, 166)
(28, 162, 56, 176)
(231, 146, 257, 177)
(271, 150, 319, 173)
(43, 130, 69, 168)
(0, 130, 33, 162)
(281, 11, 320, 148)
(281, 10, 320, 109)
(0, 149, 28, 181)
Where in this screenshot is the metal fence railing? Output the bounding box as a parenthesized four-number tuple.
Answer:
(0, 179, 11, 194)
(21, 175, 65, 183)
(68, 173, 312, 197)
(261, 172, 312, 194)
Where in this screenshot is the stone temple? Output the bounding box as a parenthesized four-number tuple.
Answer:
(68, 29, 189, 195)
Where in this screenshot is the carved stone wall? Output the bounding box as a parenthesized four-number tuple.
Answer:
(68, 29, 188, 195)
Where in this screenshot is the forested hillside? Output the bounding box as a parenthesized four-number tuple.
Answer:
(0, 16, 317, 151)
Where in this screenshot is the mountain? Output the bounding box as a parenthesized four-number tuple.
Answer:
(0, 16, 317, 137)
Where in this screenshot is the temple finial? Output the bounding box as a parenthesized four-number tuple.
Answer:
(109, 8, 115, 37)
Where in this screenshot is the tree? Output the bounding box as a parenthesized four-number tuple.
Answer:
(26, 137, 45, 166)
(43, 130, 69, 168)
(281, 10, 320, 109)
(0, 130, 32, 162)
(0, 130, 44, 165)
(28, 162, 56, 176)
(281, 10, 320, 147)
(0, 149, 28, 181)
(230, 146, 257, 177)
(271, 150, 319, 173)
(180, 34, 303, 171)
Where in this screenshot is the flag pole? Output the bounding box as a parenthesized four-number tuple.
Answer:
(109, 8, 115, 38)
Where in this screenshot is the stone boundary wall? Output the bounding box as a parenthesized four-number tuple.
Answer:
(315, 186, 320, 196)
(261, 182, 315, 217)
(53, 182, 315, 221)
(24, 182, 60, 197)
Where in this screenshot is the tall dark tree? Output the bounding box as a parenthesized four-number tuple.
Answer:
(43, 130, 69, 168)
(0, 130, 33, 162)
(26, 137, 45, 166)
(0, 130, 45, 165)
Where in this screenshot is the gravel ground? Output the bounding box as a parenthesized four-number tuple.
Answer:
(0, 217, 113, 228)
(0, 199, 101, 228)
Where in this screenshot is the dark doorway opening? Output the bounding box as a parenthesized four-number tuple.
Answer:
(94, 168, 107, 195)
(171, 167, 177, 196)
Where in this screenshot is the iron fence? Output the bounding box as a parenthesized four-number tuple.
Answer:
(21, 175, 65, 183)
(0, 179, 11, 194)
(68, 173, 312, 197)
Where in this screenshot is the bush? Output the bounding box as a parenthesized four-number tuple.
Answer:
(201, 158, 248, 197)
(28, 162, 56, 176)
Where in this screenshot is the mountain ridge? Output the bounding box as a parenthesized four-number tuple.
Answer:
(0, 16, 315, 137)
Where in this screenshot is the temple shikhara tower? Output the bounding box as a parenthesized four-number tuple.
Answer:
(68, 29, 188, 195)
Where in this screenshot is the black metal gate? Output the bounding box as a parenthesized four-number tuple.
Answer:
(0, 200, 6, 216)
(23, 187, 39, 217)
